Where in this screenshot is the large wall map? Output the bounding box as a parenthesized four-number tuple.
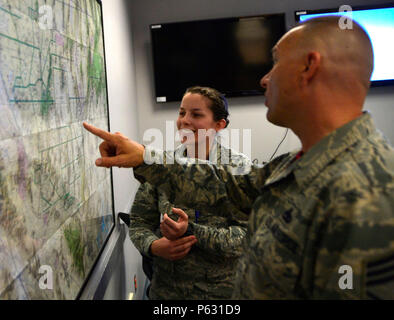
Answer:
(0, 0, 114, 299)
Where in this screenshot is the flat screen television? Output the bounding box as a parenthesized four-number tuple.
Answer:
(150, 14, 286, 102)
(295, 3, 394, 86)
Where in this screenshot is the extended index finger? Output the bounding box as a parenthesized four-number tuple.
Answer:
(83, 122, 114, 142)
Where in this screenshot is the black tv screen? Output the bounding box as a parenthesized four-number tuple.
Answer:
(150, 14, 286, 102)
(295, 4, 394, 86)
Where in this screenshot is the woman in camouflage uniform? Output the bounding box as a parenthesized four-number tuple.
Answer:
(129, 86, 250, 299)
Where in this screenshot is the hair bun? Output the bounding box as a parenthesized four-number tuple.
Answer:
(220, 94, 229, 112)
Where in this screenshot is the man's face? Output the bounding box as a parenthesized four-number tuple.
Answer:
(260, 28, 304, 127)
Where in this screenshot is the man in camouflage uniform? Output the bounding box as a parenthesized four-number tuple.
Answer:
(129, 140, 250, 299)
(83, 17, 394, 299)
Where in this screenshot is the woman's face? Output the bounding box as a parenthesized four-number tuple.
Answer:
(176, 93, 225, 145)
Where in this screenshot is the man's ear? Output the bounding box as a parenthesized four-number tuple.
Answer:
(302, 51, 321, 84)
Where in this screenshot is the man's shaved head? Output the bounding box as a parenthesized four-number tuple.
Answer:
(260, 15, 374, 151)
(291, 16, 374, 90)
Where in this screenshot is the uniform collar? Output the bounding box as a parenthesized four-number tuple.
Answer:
(263, 112, 375, 188)
(293, 112, 375, 187)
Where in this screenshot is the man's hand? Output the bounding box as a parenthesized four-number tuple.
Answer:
(82, 122, 144, 168)
(161, 208, 189, 240)
(150, 236, 197, 261)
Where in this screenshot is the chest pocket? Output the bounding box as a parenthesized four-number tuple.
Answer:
(247, 190, 307, 295)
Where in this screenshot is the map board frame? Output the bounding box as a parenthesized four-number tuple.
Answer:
(0, 0, 116, 299)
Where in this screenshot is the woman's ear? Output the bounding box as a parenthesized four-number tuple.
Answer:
(215, 119, 227, 131)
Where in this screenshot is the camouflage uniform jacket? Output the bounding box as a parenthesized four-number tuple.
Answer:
(134, 112, 394, 299)
(129, 140, 251, 299)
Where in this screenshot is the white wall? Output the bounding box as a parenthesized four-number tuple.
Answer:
(101, 0, 145, 300)
(127, 0, 394, 163)
(102, 0, 140, 213)
(364, 86, 394, 144)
